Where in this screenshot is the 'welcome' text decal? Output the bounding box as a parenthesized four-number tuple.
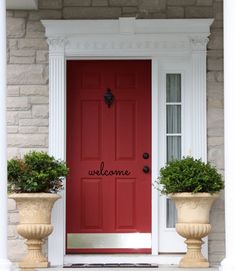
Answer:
(88, 161, 131, 176)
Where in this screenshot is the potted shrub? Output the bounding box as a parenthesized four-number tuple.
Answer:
(8, 151, 69, 269)
(159, 156, 224, 268)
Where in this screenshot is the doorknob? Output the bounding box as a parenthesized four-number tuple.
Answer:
(143, 153, 150, 159)
(143, 166, 150, 173)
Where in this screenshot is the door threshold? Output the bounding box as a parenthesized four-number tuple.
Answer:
(64, 255, 182, 265)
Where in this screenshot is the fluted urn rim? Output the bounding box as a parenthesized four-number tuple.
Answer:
(8, 192, 61, 200)
(169, 192, 220, 199)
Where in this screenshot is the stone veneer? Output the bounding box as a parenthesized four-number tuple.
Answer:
(6, 0, 224, 267)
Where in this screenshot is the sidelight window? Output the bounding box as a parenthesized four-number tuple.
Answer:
(166, 73, 182, 228)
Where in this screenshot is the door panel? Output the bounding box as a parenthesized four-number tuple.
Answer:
(66, 60, 151, 253)
(81, 101, 102, 160)
(116, 101, 136, 160)
(81, 178, 103, 229)
(116, 178, 136, 229)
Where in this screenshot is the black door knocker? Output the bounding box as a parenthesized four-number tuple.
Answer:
(104, 88, 114, 108)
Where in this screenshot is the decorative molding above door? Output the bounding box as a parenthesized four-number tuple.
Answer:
(42, 18, 212, 56)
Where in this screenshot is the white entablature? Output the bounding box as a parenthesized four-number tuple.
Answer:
(42, 18, 212, 56)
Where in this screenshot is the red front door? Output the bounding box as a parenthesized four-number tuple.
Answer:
(66, 60, 151, 253)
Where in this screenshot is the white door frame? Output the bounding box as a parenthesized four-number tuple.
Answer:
(42, 18, 212, 266)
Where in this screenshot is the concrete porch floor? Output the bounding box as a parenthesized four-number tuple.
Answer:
(36, 267, 219, 271)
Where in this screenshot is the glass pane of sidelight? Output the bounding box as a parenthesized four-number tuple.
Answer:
(167, 136, 181, 162)
(166, 74, 181, 103)
(167, 105, 181, 134)
(166, 198, 177, 228)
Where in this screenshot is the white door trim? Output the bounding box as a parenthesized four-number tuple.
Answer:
(42, 18, 212, 266)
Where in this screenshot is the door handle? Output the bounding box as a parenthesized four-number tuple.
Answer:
(143, 152, 150, 159)
(143, 166, 150, 173)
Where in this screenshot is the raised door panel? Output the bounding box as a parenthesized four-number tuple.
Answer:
(115, 101, 136, 161)
(81, 101, 102, 160)
(81, 178, 103, 230)
(115, 178, 136, 230)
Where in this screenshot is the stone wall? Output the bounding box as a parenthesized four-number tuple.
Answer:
(6, 0, 224, 266)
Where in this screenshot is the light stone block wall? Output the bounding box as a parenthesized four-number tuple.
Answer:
(6, 0, 224, 266)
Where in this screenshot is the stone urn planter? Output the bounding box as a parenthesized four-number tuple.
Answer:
(170, 192, 219, 268)
(8, 151, 68, 269)
(9, 193, 60, 269)
(158, 157, 224, 268)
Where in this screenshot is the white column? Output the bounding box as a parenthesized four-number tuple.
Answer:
(47, 38, 66, 267)
(220, 0, 235, 270)
(190, 37, 209, 161)
(190, 37, 209, 258)
(0, 1, 13, 271)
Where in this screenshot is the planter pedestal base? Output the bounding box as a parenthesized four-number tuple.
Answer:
(176, 223, 211, 268)
(179, 239, 209, 267)
(19, 239, 49, 269)
(17, 224, 53, 268)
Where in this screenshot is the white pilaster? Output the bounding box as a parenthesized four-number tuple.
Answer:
(190, 37, 208, 161)
(220, 0, 235, 270)
(0, 1, 13, 271)
(47, 38, 66, 266)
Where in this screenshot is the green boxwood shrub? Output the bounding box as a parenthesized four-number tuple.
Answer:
(159, 156, 224, 194)
(8, 151, 69, 193)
